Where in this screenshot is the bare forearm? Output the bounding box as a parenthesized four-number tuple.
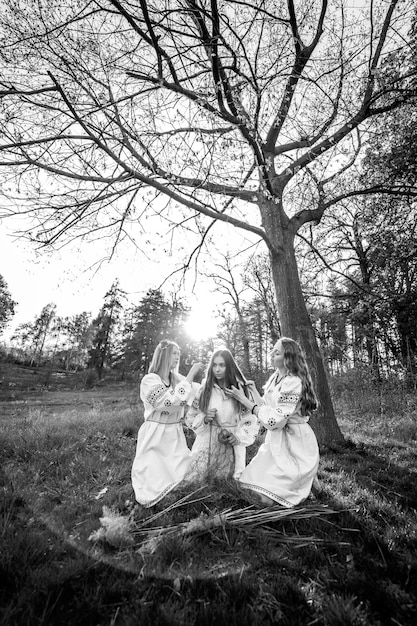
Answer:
(251, 388, 262, 405)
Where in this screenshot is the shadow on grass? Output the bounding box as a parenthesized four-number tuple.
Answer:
(321, 438, 417, 508)
(305, 441, 417, 626)
(2, 438, 417, 625)
(1, 467, 317, 626)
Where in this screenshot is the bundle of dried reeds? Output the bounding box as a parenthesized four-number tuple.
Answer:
(132, 487, 347, 555)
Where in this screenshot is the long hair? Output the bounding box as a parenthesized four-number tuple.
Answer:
(148, 339, 180, 384)
(199, 349, 250, 413)
(280, 337, 318, 415)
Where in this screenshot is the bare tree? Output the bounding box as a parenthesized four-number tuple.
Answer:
(19, 303, 57, 366)
(205, 253, 252, 375)
(244, 254, 280, 344)
(1, 1, 416, 444)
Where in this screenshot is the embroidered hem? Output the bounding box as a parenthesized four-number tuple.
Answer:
(136, 481, 180, 508)
(239, 482, 294, 508)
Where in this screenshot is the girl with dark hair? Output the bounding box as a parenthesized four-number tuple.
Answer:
(186, 349, 258, 480)
(226, 337, 319, 507)
(131, 340, 202, 507)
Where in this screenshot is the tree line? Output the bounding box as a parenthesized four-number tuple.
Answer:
(2, 234, 416, 387)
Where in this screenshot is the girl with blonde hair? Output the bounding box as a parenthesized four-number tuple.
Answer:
(131, 339, 202, 507)
(226, 337, 319, 507)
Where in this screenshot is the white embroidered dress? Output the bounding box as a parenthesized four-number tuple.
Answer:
(186, 384, 258, 480)
(239, 373, 319, 507)
(131, 373, 198, 507)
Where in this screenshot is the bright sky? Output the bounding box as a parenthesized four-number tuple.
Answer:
(0, 215, 253, 343)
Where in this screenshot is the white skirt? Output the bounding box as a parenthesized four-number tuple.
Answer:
(131, 421, 192, 507)
(239, 423, 319, 507)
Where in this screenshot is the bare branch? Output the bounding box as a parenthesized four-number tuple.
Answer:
(282, 0, 410, 180)
(0, 85, 57, 98)
(265, 0, 328, 150)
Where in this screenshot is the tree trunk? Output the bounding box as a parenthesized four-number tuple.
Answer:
(267, 226, 344, 447)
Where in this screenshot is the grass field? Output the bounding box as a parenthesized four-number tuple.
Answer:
(1, 363, 417, 625)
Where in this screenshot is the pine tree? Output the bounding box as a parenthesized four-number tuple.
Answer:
(89, 281, 126, 379)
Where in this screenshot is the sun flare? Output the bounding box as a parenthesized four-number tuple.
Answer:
(185, 305, 219, 341)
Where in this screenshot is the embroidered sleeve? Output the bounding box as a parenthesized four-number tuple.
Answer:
(234, 408, 259, 446)
(258, 377, 302, 431)
(274, 391, 300, 415)
(146, 383, 167, 406)
(140, 374, 192, 413)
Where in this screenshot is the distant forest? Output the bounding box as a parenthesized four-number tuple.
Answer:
(2, 243, 416, 388)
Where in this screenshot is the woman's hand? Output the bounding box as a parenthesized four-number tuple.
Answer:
(218, 429, 238, 446)
(245, 380, 258, 394)
(186, 362, 203, 381)
(224, 382, 248, 404)
(244, 380, 262, 404)
(204, 408, 217, 425)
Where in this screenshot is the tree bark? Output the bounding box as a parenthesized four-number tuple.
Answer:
(263, 204, 344, 447)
